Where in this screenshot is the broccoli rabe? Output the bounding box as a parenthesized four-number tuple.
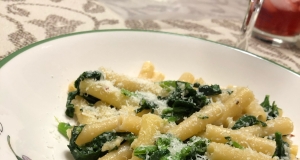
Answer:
(159, 81, 219, 123)
(273, 132, 290, 159)
(67, 126, 116, 160)
(198, 84, 222, 96)
(121, 88, 136, 97)
(65, 125, 136, 160)
(231, 115, 267, 130)
(260, 95, 279, 120)
(65, 71, 103, 118)
(57, 122, 72, 139)
(224, 136, 244, 149)
(135, 98, 158, 113)
(134, 134, 209, 160)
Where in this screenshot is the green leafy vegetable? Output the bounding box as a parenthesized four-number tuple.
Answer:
(65, 71, 103, 118)
(66, 91, 78, 118)
(67, 125, 135, 160)
(134, 145, 159, 159)
(193, 82, 201, 88)
(159, 81, 177, 92)
(226, 90, 233, 95)
(231, 115, 267, 130)
(224, 136, 244, 149)
(68, 126, 117, 160)
(159, 81, 213, 123)
(58, 122, 72, 139)
(260, 95, 279, 120)
(198, 84, 222, 96)
(273, 132, 290, 159)
(122, 132, 136, 144)
(161, 107, 184, 122)
(121, 88, 136, 97)
(74, 71, 104, 91)
(133, 134, 209, 160)
(135, 98, 158, 113)
(82, 93, 100, 105)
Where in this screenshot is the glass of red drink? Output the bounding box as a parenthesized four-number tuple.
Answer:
(252, 0, 300, 47)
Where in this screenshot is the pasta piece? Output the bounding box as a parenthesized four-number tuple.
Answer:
(213, 87, 255, 127)
(207, 142, 275, 160)
(74, 105, 97, 124)
(135, 109, 150, 117)
(210, 86, 237, 103)
(178, 72, 195, 83)
(160, 121, 177, 134)
(101, 67, 162, 95)
(168, 102, 223, 141)
(79, 79, 139, 109)
(291, 154, 297, 160)
(138, 61, 155, 79)
(119, 116, 142, 135)
(238, 117, 294, 137)
(278, 108, 283, 117)
(72, 96, 122, 124)
(130, 114, 164, 160)
(204, 124, 276, 155)
(225, 117, 235, 129)
(102, 136, 124, 152)
(73, 96, 97, 124)
(131, 114, 164, 148)
(291, 145, 298, 157)
(98, 143, 133, 160)
(150, 71, 165, 82)
(75, 117, 121, 146)
(243, 100, 267, 121)
(68, 81, 76, 92)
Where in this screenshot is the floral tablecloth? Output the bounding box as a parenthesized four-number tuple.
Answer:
(1, 0, 300, 73)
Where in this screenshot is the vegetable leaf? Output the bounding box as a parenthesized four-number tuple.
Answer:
(133, 146, 158, 159)
(119, 133, 137, 144)
(74, 71, 104, 91)
(82, 93, 100, 105)
(260, 95, 279, 120)
(133, 134, 209, 160)
(226, 89, 233, 95)
(135, 98, 158, 113)
(65, 71, 103, 118)
(159, 81, 212, 123)
(159, 81, 177, 92)
(66, 91, 78, 118)
(273, 132, 290, 159)
(198, 84, 222, 96)
(121, 88, 136, 97)
(68, 125, 117, 160)
(231, 115, 267, 130)
(224, 136, 244, 149)
(58, 122, 72, 139)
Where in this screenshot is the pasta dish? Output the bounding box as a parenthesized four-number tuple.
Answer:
(58, 61, 298, 160)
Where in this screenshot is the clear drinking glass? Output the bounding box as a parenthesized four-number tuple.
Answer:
(251, 0, 300, 47)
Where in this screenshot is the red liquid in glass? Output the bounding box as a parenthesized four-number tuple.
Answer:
(255, 0, 300, 36)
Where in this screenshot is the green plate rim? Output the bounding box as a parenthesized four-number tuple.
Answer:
(0, 29, 299, 76)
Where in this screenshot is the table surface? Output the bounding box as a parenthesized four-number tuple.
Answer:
(1, 0, 300, 73)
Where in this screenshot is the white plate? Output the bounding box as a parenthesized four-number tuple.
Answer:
(0, 30, 299, 159)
